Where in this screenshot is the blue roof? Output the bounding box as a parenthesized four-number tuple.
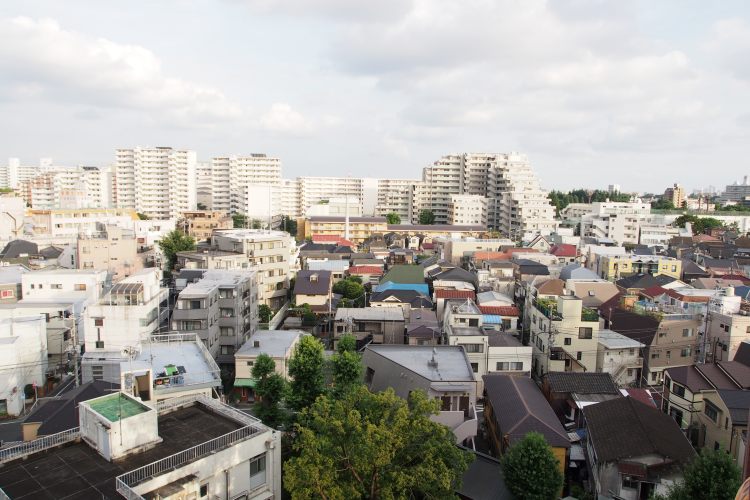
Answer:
(375, 281, 429, 295)
(482, 315, 502, 324)
(735, 286, 750, 300)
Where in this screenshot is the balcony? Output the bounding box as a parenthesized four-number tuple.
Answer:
(432, 405, 478, 444)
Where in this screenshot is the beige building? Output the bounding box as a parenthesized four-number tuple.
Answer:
(180, 211, 233, 242)
(77, 224, 141, 280)
(234, 330, 302, 382)
(664, 183, 686, 208)
(298, 216, 388, 243)
(448, 194, 488, 227)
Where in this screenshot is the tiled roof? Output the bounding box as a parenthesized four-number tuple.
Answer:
(435, 289, 475, 300)
(584, 397, 695, 464)
(483, 374, 570, 448)
(478, 305, 519, 316)
(550, 244, 577, 257)
(348, 266, 384, 275)
(294, 270, 332, 296)
(544, 372, 619, 395)
(380, 265, 425, 284)
(536, 279, 565, 296)
(665, 289, 710, 303)
(640, 285, 669, 298)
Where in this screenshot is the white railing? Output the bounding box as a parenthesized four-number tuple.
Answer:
(115, 425, 262, 498)
(0, 427, 80, 464)
(268, 301, 290, 330)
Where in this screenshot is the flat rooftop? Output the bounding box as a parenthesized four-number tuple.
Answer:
(335, 307, 404, 321)
(0, 405, 241, 499)
(87, 393, 151, 422)
(366, 345, 474, 382)
(136, 340, 220, 388)
(236, 330, 302, 357)
(597, 329, 645, 349)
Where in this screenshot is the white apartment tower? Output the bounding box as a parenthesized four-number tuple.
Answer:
(298, 176, 365, 216)
(114, 147, 197, 219)
(375, 178, 420, 221)
(449, 194, 488, 226)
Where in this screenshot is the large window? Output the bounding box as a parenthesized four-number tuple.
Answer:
(673, 384, 686, 398)
(91, 365, 104, 381)
(704, 401, 720, 422)
(249, 454, 267, 490)
(497, 362, 523, 371)
(463, 344, 484, 353)
(578, 327, 593, 339)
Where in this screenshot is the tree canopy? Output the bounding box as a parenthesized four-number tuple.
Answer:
(281, 215, 298, 236)
(386, 212, 401, 224)
(157, 230, 196, 271)
(655, 449, 740, 500)
(502, 432, 563, 500)
(548, 189, 631, 215)
(287, 335, 326, 411)
(258, 304, 273, 324)
(333, 277, 366, 307)
(330, 335, 362, 396)
(674, 215, 725, 234)
(651, 199, 676, 210)
(418, 209, 436, 225)
(251, 354, 288, 429)
(284, 386, 473, 499)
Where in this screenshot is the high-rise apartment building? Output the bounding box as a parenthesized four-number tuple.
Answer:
(664, 183, 686, 208)
(449, 194, 488, 226)
(114, 147, 197, 219)
(375, 178, 419, 221)
(298, 176, 365, 216)
(412, 153, 556, 238)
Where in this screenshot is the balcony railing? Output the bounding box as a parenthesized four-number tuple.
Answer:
(0, 427, 80, 464)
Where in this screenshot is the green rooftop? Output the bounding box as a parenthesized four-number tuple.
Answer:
(381, 265, 425, 284)
(88, 393, 151, 422)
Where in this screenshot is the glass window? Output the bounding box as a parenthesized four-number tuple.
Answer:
(578, 327, 593, 339)
(704, 401, 720, 422)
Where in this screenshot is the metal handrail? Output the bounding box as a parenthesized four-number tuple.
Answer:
(0, 427, 80, 463)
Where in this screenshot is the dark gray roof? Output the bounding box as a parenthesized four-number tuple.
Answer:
(39, 246, 64, 259)
(432, 267, 478, 286)
(176, 269, 208, 282)
(584, 397, 695, 464)
(294, 270, 332, 295)
(0, 240, 38, 259)
(369, 289, 433, 308)
(716, 390, 750, 426)
(511, 259, 550, 275)
(483, 374, 570, 448)
(457, 449, 514, 500)
(616, 273, 676, 290)
(703, 257, 740, 270)
(734, 342, 750, 367)
(24, 381, 120, 436)
(681, 259, 709, 278)
(544, 372, 619, 395)
(300, 242, 336, 252)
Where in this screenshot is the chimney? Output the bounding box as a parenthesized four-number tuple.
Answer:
(253, 340, 260, 348)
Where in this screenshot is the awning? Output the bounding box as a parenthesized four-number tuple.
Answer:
(234, 378, 257, 388)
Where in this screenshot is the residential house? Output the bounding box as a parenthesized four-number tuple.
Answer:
(363, 345, 478, 445)
(706, 289, 750, 362)
(550, 244, 578, 264)
(483, 374, 570, 477)
(530, 294, 601, 377)
(597, 255, 682, 281)
(233, 330, 303, 400)
(293, 270, 333, 314)
(376, 265, 429, 295)
(347, 265, 384, 286)
(306, 259, 350, 283)
(698, 389, 750, 465)
(662, 361, 750, 438)
(369, 288, 433, 319)
(541, 372, 621, 428)
(179, 210, 233, 241)
(583, 397, 695, 500)
(597, 329, 644, 386)
(334, 307, 405, 345)
(0, 392, 281, 499)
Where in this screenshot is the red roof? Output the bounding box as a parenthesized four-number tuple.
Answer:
(718, 273, 750, 283)
(435, 289, 475, 300)
(311, 234, 356, 247)
(479, 305, 519, 316)
(348, 266, 384, 275)
(474, 251, 508, 261)
(622, 388, 656, 407)
(693, 234, 720, 243)
(550, 244, 577, 257)
(640, 286, 668, 299)
(422, 243, 435, 249)
(665, 289, 710, 303)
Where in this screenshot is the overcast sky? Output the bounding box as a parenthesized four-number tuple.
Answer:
(1, 0, 749, 193)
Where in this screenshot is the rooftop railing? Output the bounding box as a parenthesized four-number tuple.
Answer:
(0, 427, 80, 464)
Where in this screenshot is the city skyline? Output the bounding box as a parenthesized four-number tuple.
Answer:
(2, 1, 750, 192)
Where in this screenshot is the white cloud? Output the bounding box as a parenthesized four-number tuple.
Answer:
(704, 18, 750, 81)
(0, 16, 242, 124)
(259, 103, 314, 135)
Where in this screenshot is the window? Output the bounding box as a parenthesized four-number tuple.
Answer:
(669, 407, 684, 426)
(199, 484, 208, 498)
(249, 454, 267, 490)
(681, 347, 692, 358)
(463, 344, 484, 353)
(578, 327, 593, 339)
(220, 345, 234, 355)
(1, 290, 14, 299)
(627, 369, 634, 377)
(470, 362, 479, 373)
(704, 401, 720, 422)
(246, 361, 254, 367)
(673, 384, 685, 398)
(30, 284, 35, 289)
(622, 477, 639, 490)
(220, 327, 235, 336)
(651, 372, 658, 382)
(564, 337, 571, 346)
(189, 300, 202, 310)
(95, 340, 104, 349)
(91, 365, 104, 381)
(651, 352, 660, 359)
(74, 284, 87, 291)
(576, 351, 582, 361)
(51, 284, 62, 289)
(666, 351, 671, 359)
(497, 362, 523, 371)
(94, 318, 104, 327)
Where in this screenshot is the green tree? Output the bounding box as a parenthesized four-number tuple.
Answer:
(232, 214, 248, 228)
(674, 215, 725, 234)
(288, 335, 325, 411)
(386, 212, 401, 224)
(137, 212, 151, 220)
(258, 304, 273, 324)
(336, 333, 357, 354)
(281, 215, 298, 236)
(655, 449, 740, 500)
(284, 386, 473, 499)
(502, 432, 563, 500)
(418, 209, 436, 225)
(196, 202, 207, 210)
(333, 277, 366, 306)
(157, 229, 196, 271)
(651, 199, 676, 210)
(252, 354, 288, 428)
